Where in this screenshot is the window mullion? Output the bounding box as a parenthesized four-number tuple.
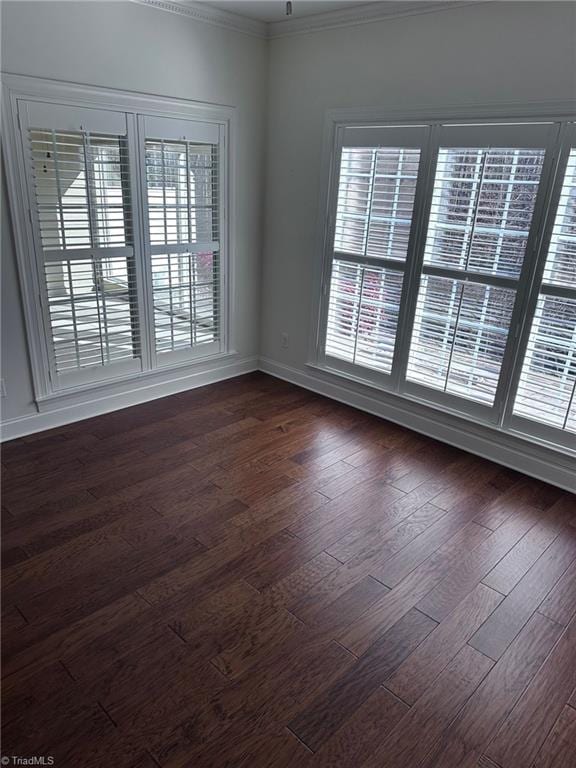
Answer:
(392, 124, 439, 390)
(126, 113, 154, 372)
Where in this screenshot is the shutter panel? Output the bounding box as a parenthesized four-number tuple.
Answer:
(325, 132, 425, 379)
(408, 276, 516, 403)
(140, 117, 222, 363)
(513, 145, 576, 433)
(334, 146, 421, 262)
(326, 261, 403, 374)
(423, 148, 545, 278)
(542, 148, 576, 288)
(23, 105, 142, 388)
(407, 138, 547, 409)
(513, 296, 576, 431)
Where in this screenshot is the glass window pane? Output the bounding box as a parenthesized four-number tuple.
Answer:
(513, 295, 576, 432)
(326, 260, 404, 375)
(30, 130, 132, 250)
(334, 147, 421, 262)
(145, 140, 218, 246)
(424, 147, 545, 278)
(45, 253, 138, 374)
(543, 149, 576, 288)
(151, 251, 219, 354)
(407, 275, 516, 405)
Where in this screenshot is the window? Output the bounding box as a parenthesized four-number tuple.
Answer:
(11, 94, 228, 397)
(324, 126, 426, 380)
(406, 128, 547, 411)
(318, 118, 575, 452)
(513, 138, 576, 435)
(140, 116, 222, 365)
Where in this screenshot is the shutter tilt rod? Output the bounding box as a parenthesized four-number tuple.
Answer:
(286, 1, 293, 16)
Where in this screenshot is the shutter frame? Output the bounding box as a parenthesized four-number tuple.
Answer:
(20, 104, 146, 389)
(510, 130, 576, 443)
(321, 128, 428, 383)
(138, 114, 226, 366)
(404, 126, 555, 415)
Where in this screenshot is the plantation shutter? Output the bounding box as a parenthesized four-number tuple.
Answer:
(323, 125, 427, 381)
(20, 101, 143, 389)
(405, 123, 554, 413)
(513, 131, 576, 436)
(139, 115, 224, 365)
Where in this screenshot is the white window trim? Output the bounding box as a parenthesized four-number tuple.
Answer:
(310, 101, 576, 459)
(2, 73, 236, 408)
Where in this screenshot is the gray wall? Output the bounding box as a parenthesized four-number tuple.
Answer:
(2, 0, 575, 446)
(260, 1, 576, 369)
(1, 0, 267, 423)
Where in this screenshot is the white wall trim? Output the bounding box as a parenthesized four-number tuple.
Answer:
(130, 0, 481, 40)
(267, 1, 480, 39)
(1, 356, 258, 442)
(259, 357, 576, 494)
(3, 349, 573, 492)
(132, 0, 267, 38)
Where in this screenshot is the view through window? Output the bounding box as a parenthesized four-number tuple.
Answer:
(321, 121, 575, 448)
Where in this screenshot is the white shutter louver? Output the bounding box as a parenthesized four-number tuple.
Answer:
(326, 261, 404, 374)
(513, 148, 576, 432)
(407, 144, 546, 406)
(325, 141, 422, 376)
(334, 146, 421, 261)
(143, 132, 221, 360)
(408, 275, 516, 403)
(28, 124, 141, 385)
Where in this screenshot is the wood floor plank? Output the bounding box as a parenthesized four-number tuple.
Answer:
(486, 615, 576, 767)
(418, 611, 563, 768)
(2, 592, 150, 678)
(416, 507, 542, 622)
(530, 705, 576, 768)
(373, 503, 482, 588)
(360, 645, 494, 768)
(385, 583, 503, 705)
(538, 559, 576, 627)
(339, 521, 491, 656)
(2, 373, 573, 767)
(261, 551, 340, 609)
(470, 531, 576, 660)
(288, 608, 436, 751)
(325, 488, 449, 564)
(311, 687, 408, 768)
(481, 517, 563, 596)
(150, 637, 355, 766)
(210, 605, 304, 679)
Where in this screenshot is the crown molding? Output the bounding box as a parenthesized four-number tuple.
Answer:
(268, 1, 480, 39)
(131, 1, 483, 40)
(132, 0, 268, 38)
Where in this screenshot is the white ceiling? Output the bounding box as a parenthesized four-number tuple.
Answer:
(199, 1, 379, 23)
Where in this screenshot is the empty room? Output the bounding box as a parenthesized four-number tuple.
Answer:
(1, 0, 576, 765)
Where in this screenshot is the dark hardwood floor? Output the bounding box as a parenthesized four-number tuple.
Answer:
(2, 372, 576, 767)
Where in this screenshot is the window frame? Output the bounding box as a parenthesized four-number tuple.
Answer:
(312, 106, 576, 456)
(136, 114, 227, 369)
(401, 121, 560, 426)
(505, 122, 576, 448)
(317, 123, 431, 390)
(2, 74, 234, 408)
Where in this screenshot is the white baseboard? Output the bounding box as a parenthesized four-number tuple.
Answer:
(259, 356, 576, 494)
(1, 355, 258, 442)
(3, 352, 574, 494)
